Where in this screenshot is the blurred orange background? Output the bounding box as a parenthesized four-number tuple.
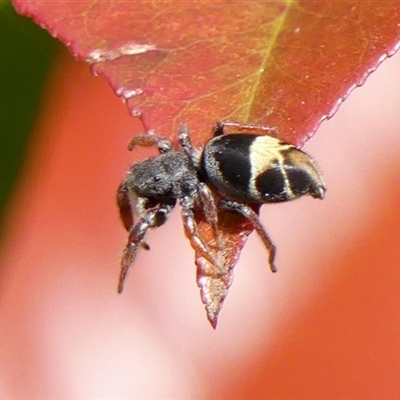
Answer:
(1, 48, 400, 398)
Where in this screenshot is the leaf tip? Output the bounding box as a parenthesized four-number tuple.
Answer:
(208, 316, 218, 330)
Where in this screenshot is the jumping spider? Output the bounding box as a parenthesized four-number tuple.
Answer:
(117, 122, 326, 293)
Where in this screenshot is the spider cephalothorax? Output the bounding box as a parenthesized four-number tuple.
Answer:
(117, 122, 326, 292)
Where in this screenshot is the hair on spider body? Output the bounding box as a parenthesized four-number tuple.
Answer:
(117, 121, 326, 293)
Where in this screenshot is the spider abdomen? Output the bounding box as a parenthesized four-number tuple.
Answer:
(201, 133, 325, 204)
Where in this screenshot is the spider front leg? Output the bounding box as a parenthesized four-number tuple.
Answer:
(117, 181, 153, 249)
(127, 134, 172, 154)
(117, 181, 133, 232)
(219, 199, 277, 273)
(118, 202, 173, 293)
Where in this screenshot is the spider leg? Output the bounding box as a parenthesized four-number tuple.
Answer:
(212, 121, 278, 137)
(178, 123, 201, 169)
(118, 219, 151, 293)
(219, 199, 277, 273)
(127, 134, 172, 154)
(117, 183, 153, 249)
(118, 202, 173, 293)
(134, 196, 160, 219)
(117, 181, 133, 232)
(180, 195, 225, 274)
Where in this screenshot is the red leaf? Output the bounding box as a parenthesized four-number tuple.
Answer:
(193, 204, 257, 328)
(13, 0, 400, 326)
(13, 1, 400, 144)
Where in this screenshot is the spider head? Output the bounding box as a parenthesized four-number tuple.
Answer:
(127, 156, 174, 199)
